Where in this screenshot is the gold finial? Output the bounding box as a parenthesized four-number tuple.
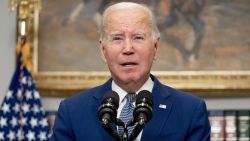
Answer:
(9, 0, 42, 42)
(34, 0, 42, 12)
(8, 0, 19, 12)
(8, 0, 42, 13)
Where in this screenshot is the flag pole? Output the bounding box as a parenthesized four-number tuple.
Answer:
(15, 2, 30, 140)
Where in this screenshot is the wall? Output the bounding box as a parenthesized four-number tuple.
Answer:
(0, 1, 16, 103)
(206, 97, 250, 110)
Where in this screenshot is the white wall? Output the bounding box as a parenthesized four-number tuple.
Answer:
(0, 1, 16, 103)
(205, 97, 250, 110)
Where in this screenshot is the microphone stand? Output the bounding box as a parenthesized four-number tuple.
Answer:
(128, 118, 146, 141)
(113, 118, 130, 141)
(121, 123, 130, 141)
(122, 119, 145, 141)
(102, 118, 123, 141)
(102, 117, 144, 141)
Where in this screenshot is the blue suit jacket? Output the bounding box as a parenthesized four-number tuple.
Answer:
(50, 75, 210, 141)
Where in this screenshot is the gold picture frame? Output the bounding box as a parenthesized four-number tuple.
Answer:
(31, 0, 250, 98)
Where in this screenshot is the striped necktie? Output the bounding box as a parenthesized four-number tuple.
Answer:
(118, 93, 136, 136)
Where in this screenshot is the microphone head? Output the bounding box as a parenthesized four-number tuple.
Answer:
(98, 91, 120, 123)
(136, 90, 153, 106)
(102, 91, 120, 108)
(134, 90, 153, 124)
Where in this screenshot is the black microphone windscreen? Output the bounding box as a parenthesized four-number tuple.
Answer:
(129, 90, 153, 140)
(136, 90, 152, 105)
(102, 91, 120, 108)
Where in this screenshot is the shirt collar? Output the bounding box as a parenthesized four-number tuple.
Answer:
(112, 77, 154, 104)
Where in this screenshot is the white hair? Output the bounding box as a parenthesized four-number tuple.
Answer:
(99, 2, 160, 42)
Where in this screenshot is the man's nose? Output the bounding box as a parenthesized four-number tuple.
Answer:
(122, 38, 134, 54)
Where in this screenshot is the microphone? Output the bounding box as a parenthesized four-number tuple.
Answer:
(98, 91, 122, 141)
(129, 90, 153, 141)
(134, 90, 153, 124)
(98, 91, 119, 124)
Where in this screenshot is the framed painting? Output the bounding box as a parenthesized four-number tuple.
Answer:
(31, 0, 250, 97)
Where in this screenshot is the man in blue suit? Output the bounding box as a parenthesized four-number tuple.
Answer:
(51, 2, 210, 141)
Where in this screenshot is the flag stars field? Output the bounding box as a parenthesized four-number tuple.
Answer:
(30, 117, 38, 128)
(26, 130, 35, 141)
(6, 91, 13, 100)
(0, 132, 4, 140)
(0, 117, 7, 128)
(10, 117, 18, 127)
(1, 103, 10, 114)
(7, 131, 15, 140)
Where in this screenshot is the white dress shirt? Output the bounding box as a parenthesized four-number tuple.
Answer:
(112, 77, 154, 141)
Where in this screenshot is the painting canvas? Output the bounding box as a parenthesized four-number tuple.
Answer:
(38, 0, 250, 72)
(32, 0, 250, 97)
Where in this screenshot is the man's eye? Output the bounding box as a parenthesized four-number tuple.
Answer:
(113, 37, 122, 40)
(134, 36, 144, 40)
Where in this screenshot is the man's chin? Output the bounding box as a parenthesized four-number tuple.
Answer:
(115, 75, 136, 84)
(121, 77, 137, 84)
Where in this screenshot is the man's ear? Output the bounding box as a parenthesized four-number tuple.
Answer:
(153, 37, 160, 60)
(99, 40, 107, 64)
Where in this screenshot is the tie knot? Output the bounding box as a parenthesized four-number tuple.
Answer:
(125, 93, 136, 103)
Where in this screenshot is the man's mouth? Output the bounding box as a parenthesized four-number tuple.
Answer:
(121, 62, 138, 67)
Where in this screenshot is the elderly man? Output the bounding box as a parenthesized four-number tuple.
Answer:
(50, 2, 210, 141)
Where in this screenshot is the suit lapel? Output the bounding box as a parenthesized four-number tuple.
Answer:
(141, 76, 173, 141)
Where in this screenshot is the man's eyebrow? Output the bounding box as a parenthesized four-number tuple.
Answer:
(104, 33, 123, 40)
(133, 33, 146, 36)
(132, 33, 147, 38)
(106, 32, 147, 38)
(108, 32, 124, 36)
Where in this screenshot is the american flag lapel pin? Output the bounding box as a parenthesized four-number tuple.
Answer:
(159, 104, 167, 109)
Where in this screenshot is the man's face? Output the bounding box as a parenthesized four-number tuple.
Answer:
(100, 8, 160, 91)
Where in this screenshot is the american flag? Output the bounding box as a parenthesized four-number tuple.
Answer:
(0, 44, 49, 141)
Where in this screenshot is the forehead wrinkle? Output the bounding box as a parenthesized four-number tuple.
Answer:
(103, 8, 153, 39)
(106, 8, 151, 26)
(106, 17, 151, 34)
